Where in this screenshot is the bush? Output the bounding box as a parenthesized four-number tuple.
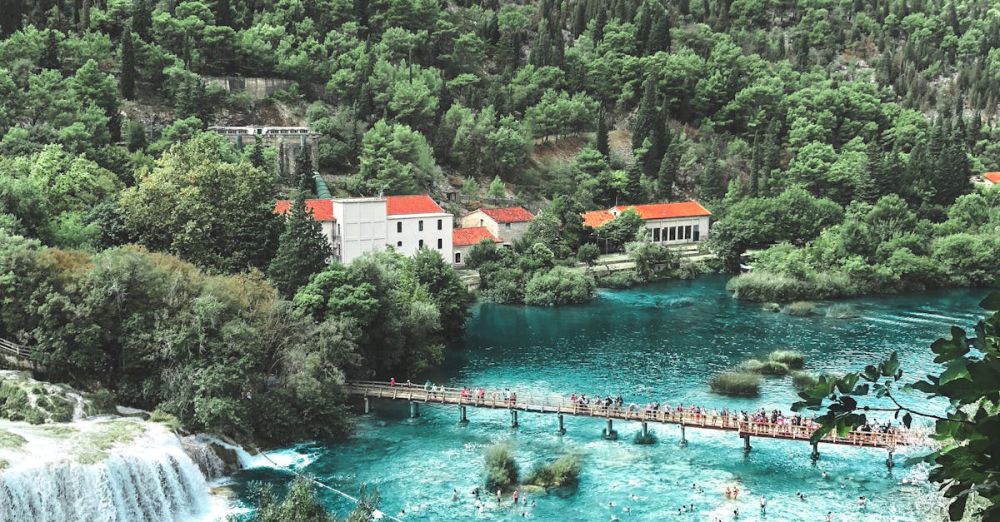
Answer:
(783, 301, 816, 316)
(742, 359, 790, 375)
(524, 267, 596, 306)
(149, 410, 183, 432)
(709, 372, 761, 396)
(576, 243, 600, 265)
(768, 350, 805, 369)
(484, 443, 519, 492)
(523, 455, 581, 489)
(791, 371, 819, 389)
(595, 270, 638, 289)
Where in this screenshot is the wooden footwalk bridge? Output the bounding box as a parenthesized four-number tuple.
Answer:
(347, 381, 928, 467)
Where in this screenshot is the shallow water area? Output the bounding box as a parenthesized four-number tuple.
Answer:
(230, 275, 989, 521)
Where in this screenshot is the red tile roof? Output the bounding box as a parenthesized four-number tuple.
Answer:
(274, 199, 335, 221)
(582, 210, 615, 228)
(386, 194, 444, 215)
(479, 207, 535, 223)
(984, 172, 1000, 184)
(614, 200, 712, 220)
(453, 227, 501, 247)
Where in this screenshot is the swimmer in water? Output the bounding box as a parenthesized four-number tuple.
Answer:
(724, 486, 732, 498)
(822, 471, 829, 479)
(825, 512, 832, 522)
(760, 496, 766, 514)
(452, 489, 458, 502)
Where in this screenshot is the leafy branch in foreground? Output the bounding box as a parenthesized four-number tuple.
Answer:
(792, 292, 1000, 521)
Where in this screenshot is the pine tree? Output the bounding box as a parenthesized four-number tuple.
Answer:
(646, 13, 671, 54)
(932, 129, 971, 205)
(267, 191, 333, 298)
(643, 121, 668, 180)
(41, 29, 60, 70)
(81, 0, 91, 30)
(861, 139, 885, 202)
(656, 145, 678, 200)
(120, 27, 136, 100)
(596, 108, 610, 157)
(250, 138, 266, 169)
(632, 75, 659, 152)
(698, 156, 726, 200)
(625, 161, 644, 203)
(132, 0, 152, 40)
(594, 6, 608, 42)
(488, 175, 506, 199)
(296, 145, 313, 195)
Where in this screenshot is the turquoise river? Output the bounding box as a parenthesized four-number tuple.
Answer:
(229, 275, 991, 521)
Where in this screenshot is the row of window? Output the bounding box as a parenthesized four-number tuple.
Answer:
(652, 225, 700, 242)
(396, 238, 445, 249)
(397, 219, 445, 233)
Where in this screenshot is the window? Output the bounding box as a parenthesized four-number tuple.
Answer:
(396, 222, 402, 233)
(419, 239, 424, 248)
(669, 227, 676, 241)
(653, 228, 661, 242)
(455, 252, 462, 264)
(437, 238, 442, 249)
(397, 241, 402, 247)
(437, 219, 442, 230)
(480, 219, 484, 226)
(685, 226, 692, 240)
(418, 220, 424, 232)
(505, 223, 511, 229)
(693, 225, 700, 242)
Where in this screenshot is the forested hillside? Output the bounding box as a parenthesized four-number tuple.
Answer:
(1, 0, 1000, 441)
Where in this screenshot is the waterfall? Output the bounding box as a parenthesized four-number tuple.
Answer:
(0, 423, 216, 522)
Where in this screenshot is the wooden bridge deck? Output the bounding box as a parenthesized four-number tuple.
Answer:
(346, 381, 926, 451)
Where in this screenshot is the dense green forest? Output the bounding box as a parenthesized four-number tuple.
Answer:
(1, 0, 1000, 441)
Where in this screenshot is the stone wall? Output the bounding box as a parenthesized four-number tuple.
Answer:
(202, 76, 295, 101)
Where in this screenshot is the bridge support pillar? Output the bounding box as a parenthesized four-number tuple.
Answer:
(510, 410, 519, 428)
(409, 401, 420, 419)
(811, 442, 820, 461)
(886, 450, 895, 469)
(459, 405, 468, 424)
(603, 418, 617, 440)
(557, 414, 566, 435)
(641, 422, 649, 439)
(363, 397, 371, 415)
(742, 434, 752, 453)
(680, 424, 687, 446)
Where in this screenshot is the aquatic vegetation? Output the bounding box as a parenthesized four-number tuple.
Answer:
(75, 420, 146, 465)
(783, 301, 816, 316)
(790, 371, 819, 389)
(0, 428, 26, 448)
(709, 372, 761, 397)
(149, 410, 182, 432)
(769, 350, 805, 369)
(523, 455, 582, 490)
(742, 359, 790, 375)
(484, 443, 519, 492)
(825, 303, 860, 319)
(0, 372, 88, 424)
(761, 302, 781, 313)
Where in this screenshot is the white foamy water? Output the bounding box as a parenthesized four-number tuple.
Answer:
(0, 418, 225, 522)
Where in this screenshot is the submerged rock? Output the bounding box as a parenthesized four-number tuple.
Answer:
(181, 434, 242, 480)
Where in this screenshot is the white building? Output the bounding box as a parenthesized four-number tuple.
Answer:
(275, 194, 453, 264)
(582, 200, 712, 244)
(460, 207, 534, 245)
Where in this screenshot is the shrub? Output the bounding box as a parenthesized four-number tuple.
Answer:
(484, 443, 519, 492)
(149, 410, 182, 432)
(768, 350, 805, 369)
(576, 243, 600, 265)
(524, 267, 595, 306)
(85, 390, 118, 416)
(783, 301, 816, 316)
(709, 372, 761, 396)
(595, 270, 638, 289)
(791, 371, 819, 389)
(742, 359, 790, 375)
(523, 455, 581, 489)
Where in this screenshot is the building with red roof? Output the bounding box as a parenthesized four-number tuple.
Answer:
(461, 206, 535, 245)
(983, 172, 1000, 185)
(583, 200, 712, 245)
(273, 194, 453, 264)
(452, 226, 501, 266)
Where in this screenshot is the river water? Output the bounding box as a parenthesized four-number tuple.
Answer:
(230, 276, 990, 521)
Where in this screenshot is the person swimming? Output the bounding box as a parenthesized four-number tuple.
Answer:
(452, 489, 458, 502)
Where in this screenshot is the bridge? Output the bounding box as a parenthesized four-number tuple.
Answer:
(346, 381, 927, 467)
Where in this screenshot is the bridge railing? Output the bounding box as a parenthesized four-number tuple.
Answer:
(345, 381, 919, 448)
(0, 338, 33, 360)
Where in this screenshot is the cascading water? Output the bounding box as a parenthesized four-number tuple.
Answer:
(0, 420, 219, 522)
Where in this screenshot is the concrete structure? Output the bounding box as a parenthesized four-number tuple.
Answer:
(452, 227, 501, 267)
(202, 76, 295, 101)
(582, 200, 712, 245)
(274, 194, 453, 264)
(209, 126, 319, 182)
(461, 207, 534, 245)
